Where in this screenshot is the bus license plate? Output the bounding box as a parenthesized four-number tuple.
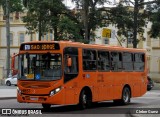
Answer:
(30, 97, 38, 101)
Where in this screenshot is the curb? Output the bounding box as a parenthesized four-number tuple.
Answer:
(0, 97, 16, 100)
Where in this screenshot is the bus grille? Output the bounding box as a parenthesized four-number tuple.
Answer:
(20, 82, 51, 88)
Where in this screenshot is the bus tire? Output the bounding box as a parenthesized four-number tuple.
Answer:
(42, 104, 51, 110)
(121, 87, 131, 105)
(78, 90, 91, 109)
(113, 87, 131, 105)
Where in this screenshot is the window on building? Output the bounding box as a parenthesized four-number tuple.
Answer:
(10, 17, 13, 22)
(19, 33, 25, 44)
(50, 33, 53, 40)
(15, 12, 19, 20)
(30, 32, 36, 41)
(10, 33, 13, 46)
(46, 34, 49, 41)
(128, 31, 133, 44)
(41, 36, 44, 40)
(147, 32, 151, 47)
(3, 15, 6, 20)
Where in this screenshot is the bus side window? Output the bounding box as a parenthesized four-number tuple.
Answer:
(110, 51, 122, 71)
(134, 53, 145, 71)
(118, 52, 123, 71)
(98, 51, 110, 71)
(83, 49, 97, 71)
(123, 52, 133, 71)
(63, 47, 79, 83)
(111, 52, 118, 71)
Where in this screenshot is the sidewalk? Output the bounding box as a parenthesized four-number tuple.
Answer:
(0, 85, 17, 100)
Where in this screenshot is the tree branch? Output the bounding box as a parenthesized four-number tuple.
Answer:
(128, 0, 134, 5)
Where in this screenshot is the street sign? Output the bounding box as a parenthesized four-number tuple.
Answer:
(102, 28, 111, 38)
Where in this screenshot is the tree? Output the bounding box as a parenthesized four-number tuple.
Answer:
(0, 0, 23, 13)
(109, 0, 147, 48)
(110, 2, 147, 47)
(147, 1, 160, 38)
(72, 0, 111, 43)
(22, 0, 67, 41)
(58, 16, 83, 41)
(114, 0, 160, 48)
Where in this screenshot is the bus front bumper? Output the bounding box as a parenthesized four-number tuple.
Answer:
(17, 91, 64, 105)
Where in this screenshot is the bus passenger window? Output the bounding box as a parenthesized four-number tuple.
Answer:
(111, 52, 118, 71)
(134, 53, 145, 71)
(110, 52, 122, 71)
(63, 47, 79, 83)
(83, 49, 97, 71)
(98, 51, 110, 71)
(123, 52, 133, 71)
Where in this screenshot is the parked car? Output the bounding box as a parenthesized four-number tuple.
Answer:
(147, 76, 154, 91)
(5, 75, 17, 86)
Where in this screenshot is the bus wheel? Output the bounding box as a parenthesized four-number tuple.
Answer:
(42, 104, 51, 110)
(121, 87, 131, 105)
(79, 90, 88, 109)
(113, 87, 130, 105)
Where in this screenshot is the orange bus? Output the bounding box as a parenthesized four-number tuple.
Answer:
(17, 41, 147, 109)
(11, 53, 19, 76)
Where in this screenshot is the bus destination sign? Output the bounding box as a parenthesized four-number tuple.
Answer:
(20, 43, 60, 50)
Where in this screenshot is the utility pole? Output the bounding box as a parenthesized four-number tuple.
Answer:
(6, 0, 10, 77)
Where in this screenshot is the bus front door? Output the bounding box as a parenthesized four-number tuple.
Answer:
(64, 81, 75, 105)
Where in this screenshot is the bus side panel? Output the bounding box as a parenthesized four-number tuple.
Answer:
(141, 80, 147, 96)
(140, 61, 148, 96)
(130, 73, 141, 97)
(81, 72, 98, 101)
(103, 72, 114, 100)
(140, 72, 147, 96)
(64, 81, 76, 105)
(112, 72, 122, 99)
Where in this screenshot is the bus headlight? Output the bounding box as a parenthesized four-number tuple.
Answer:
(50, 87, 61, 96)
(17, 87, 21, 95)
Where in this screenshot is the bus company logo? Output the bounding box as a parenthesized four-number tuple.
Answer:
(24, 45, 30, 50)
(2, 109, 11, 115)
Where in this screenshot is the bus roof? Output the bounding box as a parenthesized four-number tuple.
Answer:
(20, 41, 146, 53)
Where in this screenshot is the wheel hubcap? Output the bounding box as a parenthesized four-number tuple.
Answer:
(123, 89, 129, 102)
(83, 94, 87, 104)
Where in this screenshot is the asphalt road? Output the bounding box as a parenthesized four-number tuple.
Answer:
(0, 90, 160, 117)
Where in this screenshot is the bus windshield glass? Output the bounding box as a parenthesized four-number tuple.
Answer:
(19, 53, 62, 81)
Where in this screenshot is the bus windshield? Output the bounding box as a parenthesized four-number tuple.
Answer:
(19, 53, 62, 81)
